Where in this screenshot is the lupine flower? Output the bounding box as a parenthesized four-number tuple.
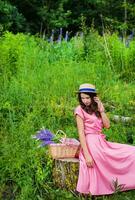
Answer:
(32, 129, 54, 140)
(38, 140, 55, 148)
(57, 28, 62, 43)
(125, 32, 134, 47)
(64, 31, 69, 42)
(32, 128, 56, 147)
(49, 29, 54, 43)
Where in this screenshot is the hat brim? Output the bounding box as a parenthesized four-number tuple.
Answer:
(75, 90, 97, 94)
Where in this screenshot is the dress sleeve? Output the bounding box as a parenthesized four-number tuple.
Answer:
(74, 106, 84, 119)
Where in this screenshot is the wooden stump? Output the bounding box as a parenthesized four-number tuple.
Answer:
(52, 158, 79, 191)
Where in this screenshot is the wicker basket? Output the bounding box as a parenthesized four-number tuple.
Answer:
(49, 130, 80, 159)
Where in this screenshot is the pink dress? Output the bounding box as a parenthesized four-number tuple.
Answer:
(75, 105, 135, 196)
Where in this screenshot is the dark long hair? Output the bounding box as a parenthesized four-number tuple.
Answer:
(78, 92, 101, 118)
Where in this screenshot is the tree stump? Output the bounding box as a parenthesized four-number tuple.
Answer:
(52, 158, 79, 191)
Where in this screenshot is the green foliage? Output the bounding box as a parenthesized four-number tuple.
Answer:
(0, 31, 135, 199)
(0, 0, 25, 33)
(103, 33, 135, 81)
(38, 1, 72, 31)
(0, 0, 134, 35)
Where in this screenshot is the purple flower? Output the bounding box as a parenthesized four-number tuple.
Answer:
(49, 29, 54, 43)
(32, 129, 54, 140)
(65, 31, 69, 42)
(57, 28, 63, 43)
(39, 140, 55, 147)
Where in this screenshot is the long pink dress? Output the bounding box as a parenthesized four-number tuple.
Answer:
(75, 105, 135, 196)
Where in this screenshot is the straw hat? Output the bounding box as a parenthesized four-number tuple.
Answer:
(77, 83, 97, 93)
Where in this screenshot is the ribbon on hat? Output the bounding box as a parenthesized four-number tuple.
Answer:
(79, 88, 96, 92)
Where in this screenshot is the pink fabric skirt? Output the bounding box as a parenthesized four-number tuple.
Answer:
(76, 133, 135, 195)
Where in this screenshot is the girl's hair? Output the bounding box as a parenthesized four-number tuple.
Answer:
(78, 92, 101, 118)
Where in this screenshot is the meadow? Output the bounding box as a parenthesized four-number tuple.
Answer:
(0, 30, 135, 200)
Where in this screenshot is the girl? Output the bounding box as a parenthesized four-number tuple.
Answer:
(75, 83, 135, 196)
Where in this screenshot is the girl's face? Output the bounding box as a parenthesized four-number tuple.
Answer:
(80, 93, 92, 106)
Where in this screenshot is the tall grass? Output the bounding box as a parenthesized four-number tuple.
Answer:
(0, 31, 135, 199)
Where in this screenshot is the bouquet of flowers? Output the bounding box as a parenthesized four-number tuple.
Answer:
(32, 128, 55, 147)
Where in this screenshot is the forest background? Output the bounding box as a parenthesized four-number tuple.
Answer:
(0, 0, 135, 200)
(0, 0, 135, 36)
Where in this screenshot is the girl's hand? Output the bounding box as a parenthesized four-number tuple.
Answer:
(85, 155, 94, 168)
(94, 97, 105, 113)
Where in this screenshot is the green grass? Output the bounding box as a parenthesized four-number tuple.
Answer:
(0, 31, 135, 199)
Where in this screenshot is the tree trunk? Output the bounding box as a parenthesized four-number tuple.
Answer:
(52, 158, 79, 191)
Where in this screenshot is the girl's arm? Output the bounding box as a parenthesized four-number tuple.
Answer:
(100, 111, 110, 129)
(76, 115, 94, 167)
(94, 96, 110, 129)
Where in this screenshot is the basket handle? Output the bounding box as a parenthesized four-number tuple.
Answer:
(55, 130, 66, 138)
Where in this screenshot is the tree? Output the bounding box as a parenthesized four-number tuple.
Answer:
(0, 0, 134, 35)
(0, 0, 25, 33)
